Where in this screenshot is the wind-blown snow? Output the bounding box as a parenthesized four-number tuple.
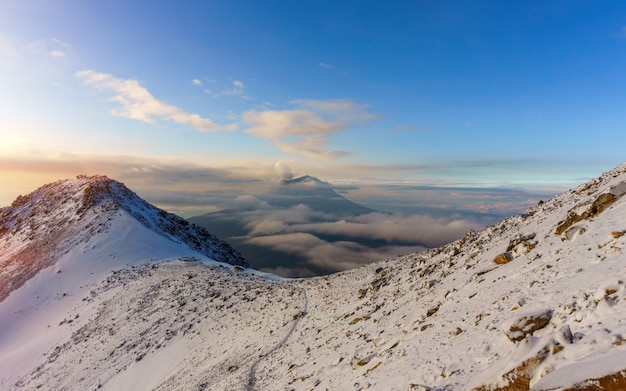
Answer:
(2, 164, 626, 390)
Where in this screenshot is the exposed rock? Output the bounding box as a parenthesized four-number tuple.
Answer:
(473, 343, 551, 391)
(556, 191, 621, 235)
(426, 304, 440, 317)
(351, 354, 375, 368)
(506, 233, 537, 252)
(493, 233, 538, 265)
(502, 309, 552, 343)
(611, 231, 625, 238)
(563, 370, 626, 391)
(449, 327, 463, 338)
(494, 252, 514, 265)
(562, 225, 586, 242)
(447, 246, 460, 257)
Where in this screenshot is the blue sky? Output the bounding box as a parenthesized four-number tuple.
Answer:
(1, 0, 625, 216)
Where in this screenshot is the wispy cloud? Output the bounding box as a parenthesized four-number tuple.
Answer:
(221, 79, 246, 96)
(76, 70, 237, 131)
(192, 79, 202, 86)
(319, 62, 333, 69)
(242, 99, 376, 159)
(615, 26, 626, 38)
(27, 38, 70, 58)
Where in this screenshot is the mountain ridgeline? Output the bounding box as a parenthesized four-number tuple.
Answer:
(0, 175, 248, 302)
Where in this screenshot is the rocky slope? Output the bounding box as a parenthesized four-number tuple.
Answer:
(2, 164, 626, 390)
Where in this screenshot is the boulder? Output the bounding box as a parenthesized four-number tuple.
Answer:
(502, 309, 552, 343)
(493, 252, 514, 265)
(556, 191, 619, 235)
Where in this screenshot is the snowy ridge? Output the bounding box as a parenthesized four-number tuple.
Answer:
(0, 175, 248, 302)
(2, 164, 626, 390)
(71, 175, 248, 267)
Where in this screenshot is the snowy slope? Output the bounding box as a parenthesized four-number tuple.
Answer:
(0, 175, 248, 301)
(0, 175, 248, 388)
(3, 164, 626, 390)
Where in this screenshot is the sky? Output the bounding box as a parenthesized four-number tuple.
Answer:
(1, 0, 626, 218)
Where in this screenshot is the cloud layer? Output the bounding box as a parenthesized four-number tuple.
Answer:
(76, 70, 236, 131)
(214, 196, 487, 275)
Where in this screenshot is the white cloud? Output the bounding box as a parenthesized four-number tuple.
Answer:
(243, 109, 346, 159)
(192, 79, 202, 86)
(247, 232, 423, 272)
(233, 195, 268, 210)
(274, 161, 295, 180)
(242, 99, 376, 159)
(291, 212, 480, 247)
(221, 79, 245, 96)
(76, 70, 236, 131)
(319, 62, 333, 69)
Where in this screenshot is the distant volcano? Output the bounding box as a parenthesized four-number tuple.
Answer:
(269, 175, 375, 215)
(189, 175, 384, 276)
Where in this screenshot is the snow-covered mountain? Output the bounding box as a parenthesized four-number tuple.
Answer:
(0, 175, 248, 300)
(3, 164, 626, 390)
(0, 175, 248, 388)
